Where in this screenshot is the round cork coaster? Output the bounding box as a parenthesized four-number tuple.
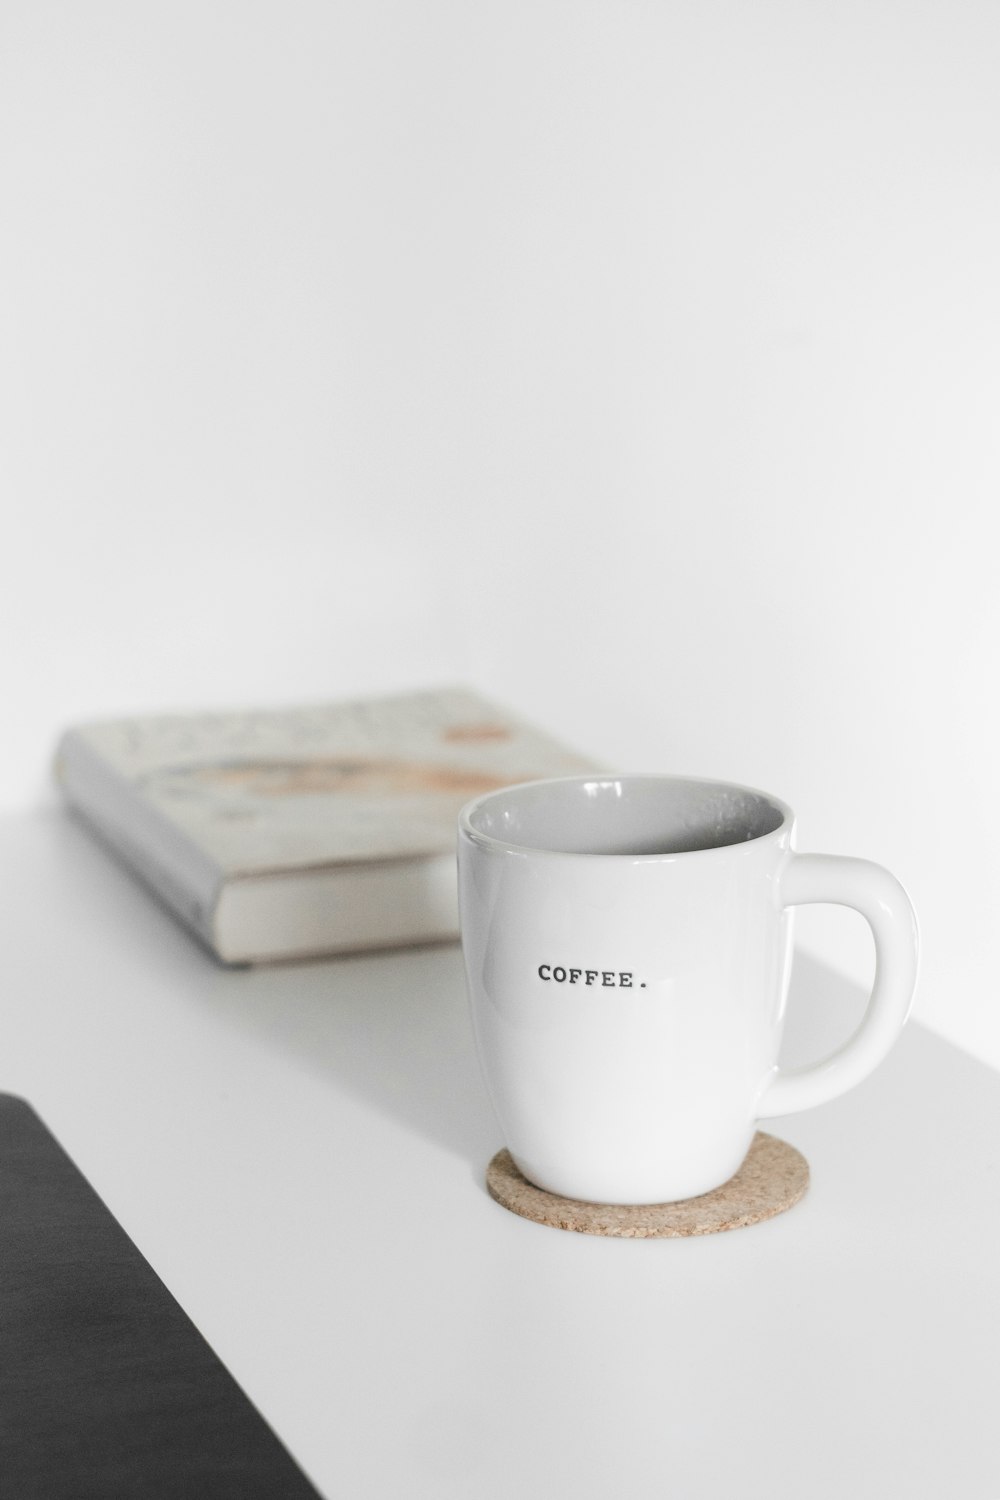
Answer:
(486, 1131, 808, 1238)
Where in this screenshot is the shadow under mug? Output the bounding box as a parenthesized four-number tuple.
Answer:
(457, 774, 919, 1206)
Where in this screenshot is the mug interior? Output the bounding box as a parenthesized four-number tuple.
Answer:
(464, 776, 788, 857)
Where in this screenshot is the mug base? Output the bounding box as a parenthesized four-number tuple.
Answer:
(486, 1132, 808, 1238)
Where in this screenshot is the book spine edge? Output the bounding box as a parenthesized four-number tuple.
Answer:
(54, 731, 224, 956)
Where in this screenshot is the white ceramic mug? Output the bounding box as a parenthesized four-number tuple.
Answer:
(458, 774, 919, 1205)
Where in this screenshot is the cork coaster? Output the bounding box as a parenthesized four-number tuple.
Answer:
(486, 1131, 808, 1238)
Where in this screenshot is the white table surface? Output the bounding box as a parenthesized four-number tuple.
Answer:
(4, 809, 999, 1499)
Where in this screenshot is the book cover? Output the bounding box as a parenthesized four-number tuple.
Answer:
(55, 686, 599, 963)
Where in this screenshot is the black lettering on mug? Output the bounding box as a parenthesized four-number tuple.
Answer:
(538, 965, 642, 989)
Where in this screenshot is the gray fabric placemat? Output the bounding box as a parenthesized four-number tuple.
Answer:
(0, 1094, 321, 1498)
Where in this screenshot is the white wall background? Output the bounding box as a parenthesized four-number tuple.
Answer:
(2, 3, 997, 1064)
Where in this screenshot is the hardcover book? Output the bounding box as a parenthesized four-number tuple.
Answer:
(54, 686, 598, 964)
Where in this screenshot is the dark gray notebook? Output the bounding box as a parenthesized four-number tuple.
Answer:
(0, 1094, 321, 1498)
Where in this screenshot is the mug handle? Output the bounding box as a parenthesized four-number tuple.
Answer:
(758, 853, 919, 1118)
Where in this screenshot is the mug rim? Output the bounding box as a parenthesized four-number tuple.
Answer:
(459, 772, 795, 861)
